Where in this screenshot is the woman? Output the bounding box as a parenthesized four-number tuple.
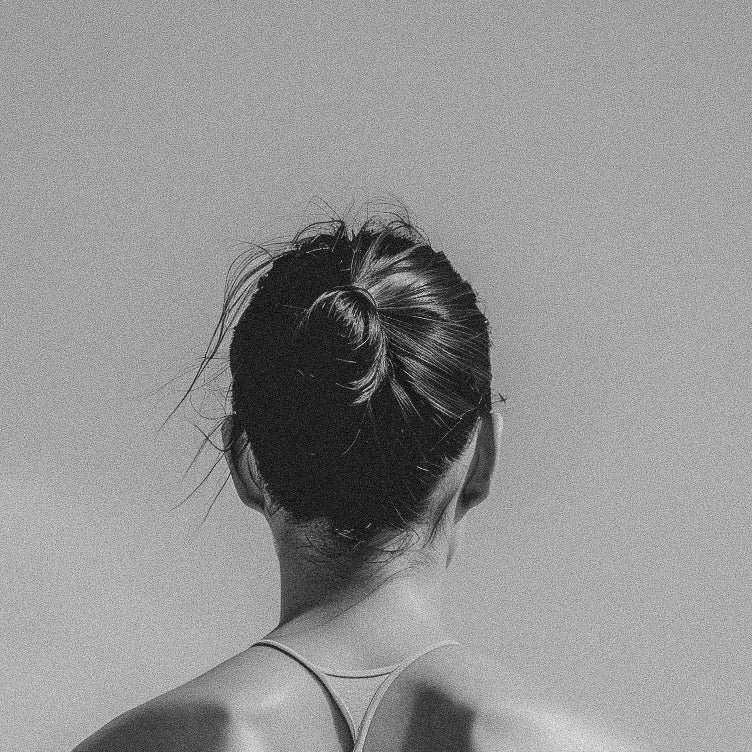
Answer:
(74, 213, 635, 751)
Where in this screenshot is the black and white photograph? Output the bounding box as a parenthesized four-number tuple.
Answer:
(2, 2, 748, 751)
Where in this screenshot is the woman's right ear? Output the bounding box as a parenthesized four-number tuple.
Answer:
(221, 415, 266, 514)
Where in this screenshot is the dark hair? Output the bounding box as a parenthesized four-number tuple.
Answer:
(183, 210, 497, 554)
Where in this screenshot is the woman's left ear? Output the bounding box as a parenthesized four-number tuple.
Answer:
(221, 415, 266, 514)
(458, 411, 503, 511)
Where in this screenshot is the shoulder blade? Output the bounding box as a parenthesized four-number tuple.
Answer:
(360, 645, 645, 752)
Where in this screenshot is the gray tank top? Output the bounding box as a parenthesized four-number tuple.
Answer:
(252, 638, 462, 751)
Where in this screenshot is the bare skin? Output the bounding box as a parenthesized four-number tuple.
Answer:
(73, 413, 646, 751)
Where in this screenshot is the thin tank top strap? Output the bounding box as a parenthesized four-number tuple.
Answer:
(353, 639, 462, 751)
(252, 638, 359, 740)
(251, 638, 463, 751)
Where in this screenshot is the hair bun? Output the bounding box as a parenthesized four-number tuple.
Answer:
(339, 284, 378, 310)
(293, 284, 388, 406)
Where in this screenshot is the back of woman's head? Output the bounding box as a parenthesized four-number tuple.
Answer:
(198, 210, 494, 555)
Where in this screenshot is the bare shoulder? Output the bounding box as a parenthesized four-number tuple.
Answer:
(70, 646, 298, 752)
(471, 703, 649, 752)
(70, 692, 249, 752)
(439, 646, 649, 752)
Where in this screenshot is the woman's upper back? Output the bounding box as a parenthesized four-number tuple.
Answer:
(72, 640, 639, 752)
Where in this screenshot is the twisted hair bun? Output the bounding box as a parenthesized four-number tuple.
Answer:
(293, 284, 388, 406)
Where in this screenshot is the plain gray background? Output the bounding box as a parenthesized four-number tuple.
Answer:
(2, 2, 749, 751)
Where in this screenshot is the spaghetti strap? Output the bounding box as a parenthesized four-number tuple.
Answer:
(251, 637, 462, 751)
(252, 638, 359, 740)
(353, 639, 461, 751)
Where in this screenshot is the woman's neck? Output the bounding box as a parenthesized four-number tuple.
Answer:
(265, 537, 452, 662)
